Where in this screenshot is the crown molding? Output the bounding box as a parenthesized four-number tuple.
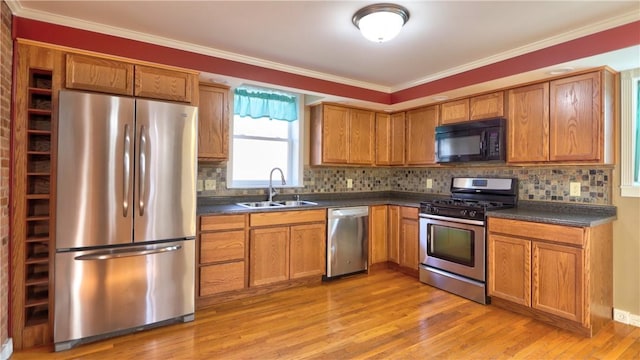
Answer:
(7, 1, 392, 93)
(390, 9, 640, 92)
(7, 1, 639, 94)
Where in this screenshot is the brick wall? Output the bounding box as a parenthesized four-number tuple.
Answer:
(0, 0, 11, 349)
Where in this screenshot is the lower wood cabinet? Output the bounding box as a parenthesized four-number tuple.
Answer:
(372, 205, 418, 275)
(249, 210, 326, 287)
(399, 207, 419, 271)
(197, 214, 248, 302)
(487, 217, 612, 337)
(369, 205, 388, 265)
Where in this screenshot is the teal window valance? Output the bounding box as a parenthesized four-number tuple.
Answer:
(233, 88, 298, 121)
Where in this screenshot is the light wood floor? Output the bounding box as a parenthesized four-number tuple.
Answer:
(13, 269, 640, 359)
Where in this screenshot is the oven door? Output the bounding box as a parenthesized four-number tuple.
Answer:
(419, 214, 485, 281)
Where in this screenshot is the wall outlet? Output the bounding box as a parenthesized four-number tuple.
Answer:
(426, 178, 433, 189)
(346, 178, 353, 189)
(196, 180, 204, 192)
(205, 179, 216, 190)
(614, 309, 630, 324)
(569, 182, 581, 197)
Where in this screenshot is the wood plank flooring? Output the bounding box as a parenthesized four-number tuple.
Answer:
(13, 269, 640, 359)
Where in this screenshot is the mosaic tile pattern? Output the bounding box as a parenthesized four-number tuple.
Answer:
(198, 164, 612, 205)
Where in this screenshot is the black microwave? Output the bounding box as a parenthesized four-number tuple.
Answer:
(435, 118, 506, 163)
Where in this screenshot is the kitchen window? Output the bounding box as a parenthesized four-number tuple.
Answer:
(621, 68, 640, 197)
(227, 86, 303, 188)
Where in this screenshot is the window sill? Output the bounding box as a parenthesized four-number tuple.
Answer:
(621, 185, 640, 198)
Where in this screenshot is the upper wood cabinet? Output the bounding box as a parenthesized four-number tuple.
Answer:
(549, 71, 612, 162)
(507, 70, 614, 164)
(470, 91, 504, 120)
(134, 65, 195, 103)
(310, 104, 375, 165)
(65, 53, 198, 104)
(405, 105, 439, 165)
(375, 112, 405, 165)
(198, 83, 229, 161)
(440, 99, 469, 125)
(507, 82, 550, 162)
(66, 53, 134, 95)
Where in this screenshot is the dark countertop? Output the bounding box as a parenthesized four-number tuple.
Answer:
(197, 191, 441, 215)
(487, 200, 617, 227)
(198, 192, 617, 227)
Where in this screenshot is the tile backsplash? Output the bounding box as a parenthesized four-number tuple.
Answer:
(198, 164, 612, 205)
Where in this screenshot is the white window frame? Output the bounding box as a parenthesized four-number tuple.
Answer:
(621, 68, 640, 197)
(226, 91, 304, 189)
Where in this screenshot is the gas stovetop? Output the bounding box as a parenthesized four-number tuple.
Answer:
(420, 177, 518, 221)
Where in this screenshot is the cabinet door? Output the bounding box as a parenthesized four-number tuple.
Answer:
(399, 217, 419, 269)
(250, 227, 290, 286)
(470, 91, 504, 120)
(507, 83, 550, 162)
(440, 99, 469, 124)
(487, 234, 531, 306)
(321, 105, 349, 164)
(198, 84, 229, 160)
(405, 105, 438, 165)
(369, 205, 388, 264)
(376, 113, 406, 165)
(532, 241, 584, 323)
(349, 108, 375, 164)
(290, 223, 326, 279)
(387, 206, 400, 264)
(134, 65, 195, 103)
(65, 53, 134, 95)
(549, 72, 601, 161)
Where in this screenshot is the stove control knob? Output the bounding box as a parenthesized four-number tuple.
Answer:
(460, 209, 468, 217)
(469, 210, 477, 218)
(432, 208, 439, 214)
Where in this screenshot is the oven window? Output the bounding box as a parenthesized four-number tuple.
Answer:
(428, 224, 474, 266)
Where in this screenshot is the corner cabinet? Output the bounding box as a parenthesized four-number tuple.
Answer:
(487, 217, 613, 337)
(507, 69, 614, 164)
(405, 105, 439, 165)
(310, 104, 375, 165)
(11, 43, 64, 350)
(198, 83, 230, 161)
(375, 112, 405, 165)
(388, 205, 419, 276)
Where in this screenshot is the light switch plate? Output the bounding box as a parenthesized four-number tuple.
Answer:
(347, 179, 353, 188)
(205, 179, 216, 190)
(569, 182, 581, 197)
(426, 179, 433, 189)
(196, 180, 204, 192)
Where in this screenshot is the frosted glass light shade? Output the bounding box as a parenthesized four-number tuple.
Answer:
(352, 4, 410, 43)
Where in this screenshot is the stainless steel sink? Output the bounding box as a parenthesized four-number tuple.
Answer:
(236, 200, 317, 209)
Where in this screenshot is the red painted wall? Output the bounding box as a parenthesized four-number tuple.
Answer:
(12, 17, 640, 105)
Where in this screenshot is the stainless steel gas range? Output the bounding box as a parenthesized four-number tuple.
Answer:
(418, 177, 518, 304)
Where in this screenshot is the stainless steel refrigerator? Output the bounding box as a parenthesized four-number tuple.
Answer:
(54, 90, 197, 351)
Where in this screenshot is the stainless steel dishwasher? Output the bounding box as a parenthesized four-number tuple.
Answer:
(326, 206, 369, 278)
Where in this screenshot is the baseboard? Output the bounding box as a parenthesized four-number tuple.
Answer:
(613, 308, 640, 327)
(1, 338, 13, 360)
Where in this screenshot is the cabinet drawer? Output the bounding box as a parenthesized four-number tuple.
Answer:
(200, 230, 245, 263)
(200, 214, 246, 231)
(400, 206, 418, 219)
(488, 218, 584, 246)
(250, 209, 326, 227)
(199, 262, 245, 296)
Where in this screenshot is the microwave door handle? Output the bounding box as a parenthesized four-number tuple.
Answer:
(480, 131, 487, 156)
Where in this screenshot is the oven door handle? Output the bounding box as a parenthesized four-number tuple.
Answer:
(419, 213, 484, 226)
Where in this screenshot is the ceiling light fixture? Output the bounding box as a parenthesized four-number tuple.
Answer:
(352, 3, 410, 43)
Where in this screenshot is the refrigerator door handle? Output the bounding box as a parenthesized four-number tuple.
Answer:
(74, 244, 182, 261)
(139, 125, 147, 216)
(123, 124, 131, 217)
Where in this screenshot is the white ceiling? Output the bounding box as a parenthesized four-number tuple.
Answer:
(8, 1, 640, 109)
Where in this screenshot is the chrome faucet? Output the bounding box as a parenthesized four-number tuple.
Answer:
(268, 167, 286, 202)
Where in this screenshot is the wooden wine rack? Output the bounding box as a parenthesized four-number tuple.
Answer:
(24, 70, 54, 327)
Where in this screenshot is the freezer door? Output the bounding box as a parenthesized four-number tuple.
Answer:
(57, 91, 135, 249)
(134, 99, 197, 242)
(54, 240, 195, 347)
